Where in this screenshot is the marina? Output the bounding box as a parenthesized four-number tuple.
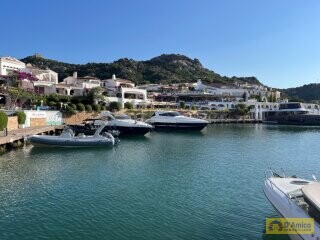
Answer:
(0, 124, 318, 240)
(1, 1, 320, 239)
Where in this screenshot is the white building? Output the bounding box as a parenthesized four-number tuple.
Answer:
(101, 74, 148, 107)
(193, 80, 248, 98)
(0, 57, 26, 76)
(105, 87, 148, 108)
(137, 84, 162, 92)
(101, 74, 135, 90)
(20, 64, 58, 94)
(56, 72, 101, 96)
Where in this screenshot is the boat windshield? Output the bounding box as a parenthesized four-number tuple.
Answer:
(114, 115, 131, 120)
(159, 112, 181, 117)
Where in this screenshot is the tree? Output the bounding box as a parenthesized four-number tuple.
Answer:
(92, 103, 101, 112)
(235, 104, 249, 118)
(85, 104, 93, 112)
(14, 111, 26, 125)
(66, 106, 76, 115)
(48, 101, 57, 108)
(124, 102, 134, 109)
(180, 101, 186, 109)
(88, 87, 104, 102)
(0, 111, 8, 131)
(109, 102, 122, 112)
(242, 92, 248, 102)
(69, 103, 77, 110)
(77, 103, 85, 112)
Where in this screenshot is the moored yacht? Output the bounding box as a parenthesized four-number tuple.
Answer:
(69, 111, 153, 136)
(263, 170, 320, 239)
(146, 110, 208, 131)
(264, 102, 320, 126)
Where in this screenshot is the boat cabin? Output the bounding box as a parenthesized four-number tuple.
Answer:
(152, 111, 182, 117)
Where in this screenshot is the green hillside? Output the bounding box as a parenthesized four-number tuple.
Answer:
(282, 83, 320, 102)
(21, 54, 261, 86)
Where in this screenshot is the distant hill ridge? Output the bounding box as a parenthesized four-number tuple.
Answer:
(282, 83, 320, 102)
(20, 54, 261, 86)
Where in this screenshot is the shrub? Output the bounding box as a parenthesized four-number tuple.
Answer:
(92, 103, 101, 112)
(77, 103, 85, 112)
(180, 101, 186, 109)
(15, 111, 26, 125)
(109, 101, 122, 111)
(48, 101, 57, 107)
(69, 103, 77, 110)
(124, 102, 133, 109)
(235, 103, 249, 117)
(66, 106, 76, 115)
(56, 102, 62, 109)
(0, 111, 8, 131)
(85, 104, 93, 112)
(191, 105, 197, 110)
(101, 106, 107, 111)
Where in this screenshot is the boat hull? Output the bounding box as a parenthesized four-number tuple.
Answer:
(69, 125, 151, 136)
(28, 136, 114, 148)
(103, 126, 151, 135)
(151, 122, 208, 131)
(263, 179, 317, 240)
(266, 115, 320, 126)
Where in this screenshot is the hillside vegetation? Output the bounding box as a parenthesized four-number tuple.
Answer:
(21, 54, 261, 85)
(282, 83, 320, 102)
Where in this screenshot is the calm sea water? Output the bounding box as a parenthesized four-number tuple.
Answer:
(0, 124, 319, 240)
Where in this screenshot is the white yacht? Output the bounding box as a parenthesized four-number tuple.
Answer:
(264, 170, 320, 239)
(100, 112, 153, 135)
(69, 112, 152, 136)
(264, 102, 320, 125)
(146, 111, 208, 131)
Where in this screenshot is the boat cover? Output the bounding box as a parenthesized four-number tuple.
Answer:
(302, 182, 320, 211)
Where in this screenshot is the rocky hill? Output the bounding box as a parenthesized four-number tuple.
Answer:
(282, 83, 320, 102)
(21, 54, 261, 86)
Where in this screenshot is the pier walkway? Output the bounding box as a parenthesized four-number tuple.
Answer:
(0, 125, 64, 151)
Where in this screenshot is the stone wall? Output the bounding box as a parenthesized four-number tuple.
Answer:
(7, 116, 18, 131)
(63, 112, 100, 125)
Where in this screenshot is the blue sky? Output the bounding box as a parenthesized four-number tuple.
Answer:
(1, 0, 320, 88)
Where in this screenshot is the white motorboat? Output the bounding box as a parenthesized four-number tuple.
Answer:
(263, 170, 320, 239)
(28, 124, 116, 147)
(146, 111, 208, 131)
(100, 112, 153, 135)
(69, 112, 152, 136)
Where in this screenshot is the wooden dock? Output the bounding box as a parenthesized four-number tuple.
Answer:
(0, 125, 64, 152)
